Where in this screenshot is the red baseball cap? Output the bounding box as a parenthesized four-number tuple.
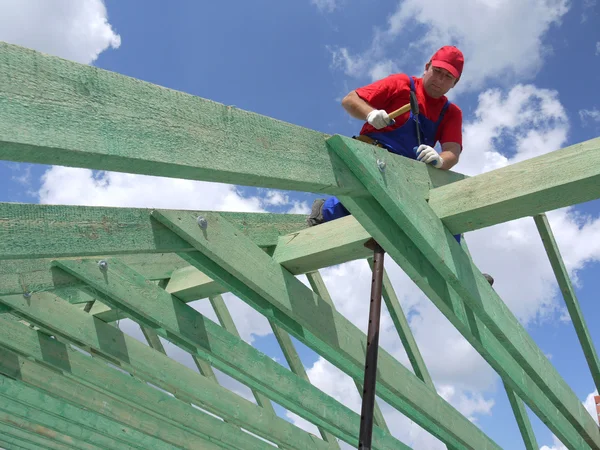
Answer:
(430, 46, 464, 79)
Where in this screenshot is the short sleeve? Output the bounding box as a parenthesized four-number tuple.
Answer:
(438, 104, 463, 149)
(354, 74, 409, 110)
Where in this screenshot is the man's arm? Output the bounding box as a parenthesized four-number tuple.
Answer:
(439, 142, 461, 170)
(341, 91, 376, 120)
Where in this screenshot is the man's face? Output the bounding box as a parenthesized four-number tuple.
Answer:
(422, 64, 457, 98)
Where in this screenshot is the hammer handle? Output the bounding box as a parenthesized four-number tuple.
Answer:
(388, 103, 411, 120)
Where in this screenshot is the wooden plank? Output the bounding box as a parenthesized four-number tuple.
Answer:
(273, 215, 372, 274)
(0, 203, 307, 260)
(54, 258, 409, 450)
(0, 371, 151, 449)
(505, 384, 539, 450)
(0, 350, 226, 450)
(429, 137, 600, 233)
(336, 195, 593, 450)
(0, 434, 39, 450)
(0, 416, 95, 450)
(328, 134, 600, 449)
(534, 213, 600, 392)
(151, 209, 501, 450)
(0, 43, 464, 198)
(0, 293, 336, 450)
(166, 266, 227, 301)
(305, 270, 390, 433)
(0, 317, 278, 450)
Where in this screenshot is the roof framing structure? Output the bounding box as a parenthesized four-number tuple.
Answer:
(1, 41, 599, 449)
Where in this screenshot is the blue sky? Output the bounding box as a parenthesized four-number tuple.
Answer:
(1, 1, 600, 449)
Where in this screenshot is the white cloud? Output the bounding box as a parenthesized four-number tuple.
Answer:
(311, 0, 338, 14)
(38, 167, 265, 212)
(328, 0, 569, 92)
(596, 42, 600, 55)
(579, 108, 600, 126)
(540, 435, 568, 450)
(0, 0, 120, 65)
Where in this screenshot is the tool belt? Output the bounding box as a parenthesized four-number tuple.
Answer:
(352, 134, 386, 149)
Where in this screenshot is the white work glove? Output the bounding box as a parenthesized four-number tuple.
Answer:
(416, 144, 444, 168)
(366, 109, 394, 130)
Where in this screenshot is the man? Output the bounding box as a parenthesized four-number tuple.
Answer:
(308, 45, 495, 285)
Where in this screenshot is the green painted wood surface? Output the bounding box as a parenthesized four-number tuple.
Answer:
(0, 295, 334, 450)
(54, 258, 409, 450)
(0, 419, 86, 450)
(0, 203, 307, 261)
(305, 270, 390, 433)
(0, 368, 152, 449)
(273, 215, 372, 274)
(429, 137, 600, 233)
(0, 42, 464, 198)
(505, 384, 539, 450)
(208, 294, 278, 415)
(328, 134, 600, 449)
(152, 209, 502, 450)
(333, 196, 592, 449)
(0, 351, 226, 450)
(166, 266, 227, 301)
(0, 317, 277, 450)
(0, 434, 40, 450)
(534, 213, 600, 392)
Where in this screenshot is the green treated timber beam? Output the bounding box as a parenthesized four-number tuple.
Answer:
(0, 204, 593, 444)
(0, 294, 337, 450)
(53, 258, 409, 450)
(305, 270, 390, 433)
(0, 42, 464, 198)
(505, 384, 539, 450)
(0, 317, 278, 450)
(0, 419, 85, 450)
(338, 195, 592, 449)
(0, 203, 307, 261)
(328, 134, 600, 449)
(0, 419, 97, 450)
(534, 213, 600, 392)
(0, 434, 40, 450)
(0, 351, 225, 450)
(429, 137, 600, 233)
(206, 295, 279, 415)
(151, 209, 500, 450)
(0, 370, 151, 449)
(365, 193, 596, 448)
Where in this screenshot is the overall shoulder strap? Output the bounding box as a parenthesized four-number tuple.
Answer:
(409, 76, 416, 92)
(437, 100, 451, 124)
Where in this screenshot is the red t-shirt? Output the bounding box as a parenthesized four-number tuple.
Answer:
(355, 75, 462, 149)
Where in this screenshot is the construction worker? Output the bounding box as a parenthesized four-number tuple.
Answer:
(308, 45, 495, 285)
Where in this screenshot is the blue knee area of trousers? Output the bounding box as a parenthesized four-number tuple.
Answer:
(322, 196, 350, 222)
(323, 196, 461, 245)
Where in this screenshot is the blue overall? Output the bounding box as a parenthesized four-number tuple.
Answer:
(322, 77, 461, 243)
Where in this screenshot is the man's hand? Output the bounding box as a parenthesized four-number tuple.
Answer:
(416, 144, 444, 168)
(366, 109, 395, 129)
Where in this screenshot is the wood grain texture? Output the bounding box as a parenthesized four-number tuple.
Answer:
(0, 43, 465, 198)
(54, 258, 407, 450)
(0, 360, 168, 450)
(328, 134, 600, 449)
(152, 209, 501, 450)
(0, 293, 335, 450)
(429, 137, 600, 233)
(0, 316, 276, 450)
(0, 203, 306, 260)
